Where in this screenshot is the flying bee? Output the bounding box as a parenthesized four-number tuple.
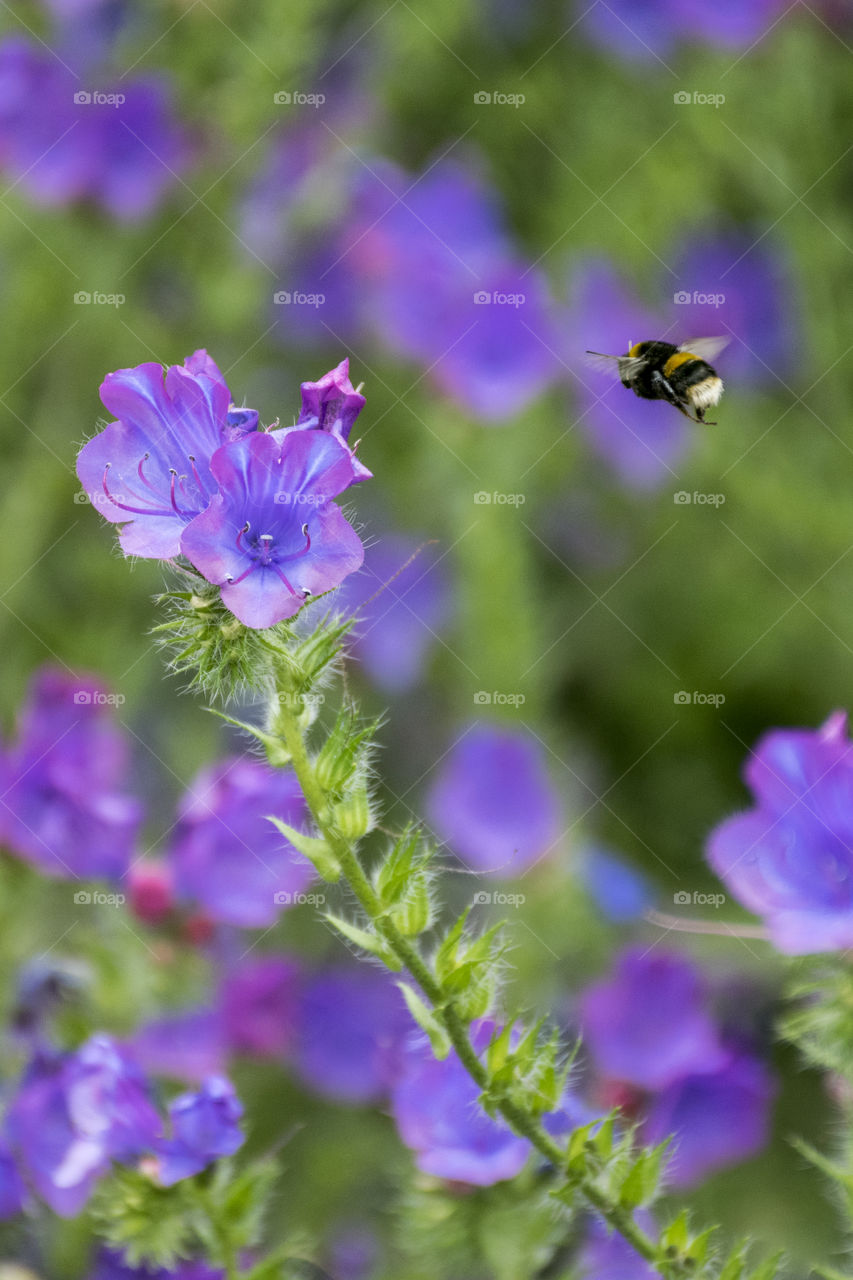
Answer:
(585, 337, 730, 424)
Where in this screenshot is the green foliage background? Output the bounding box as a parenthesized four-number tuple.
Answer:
(0, 1, 851, 1274)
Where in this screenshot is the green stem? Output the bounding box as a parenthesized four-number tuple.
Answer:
(196, 1184, 242, 1280)
(275, 700, 669, 1275)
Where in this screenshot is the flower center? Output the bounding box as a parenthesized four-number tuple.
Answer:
(226, 522, 312, 596)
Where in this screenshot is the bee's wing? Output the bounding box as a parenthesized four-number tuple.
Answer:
(585, 350, 645, 380)
(679, 337, 730, 363)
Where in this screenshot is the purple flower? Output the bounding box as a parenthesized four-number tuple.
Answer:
(706, 711, 853, 953)
(391, 1020, 584, 1186)
(220, 955, 301, 1058)
(6, 1036, 161, 1216)
(577, 846, 654, 923)
(577, 1213, 658, 1280)
(169, 757, 315, 928)
(76, 350, 258, 560)
(670, 232, 797, 385)
(566, 260, 692, 489)
(92, 1250, 224, 1280)
(579, 948, 726, 1090)
(0, 666, 142, 881)
(180, 429, 364, 629)
(131, 1010, 227, 1084)
(292, 966, 409, 1104)
(337, 534, 453, 692)
(426, 724, 562, 875)
(644, 1051, 775, 1187)
(576, 0, 789, 61)
(0, 1143, 26, 1219)
(293, 358, 371, 481)
(0, 41, 189, 218)
(153, 1077, 244, 1187)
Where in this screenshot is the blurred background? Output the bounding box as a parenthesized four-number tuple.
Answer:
(0, 0, 852, 1275)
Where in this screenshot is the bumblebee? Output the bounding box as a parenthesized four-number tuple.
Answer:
(585, 337, 730, 424)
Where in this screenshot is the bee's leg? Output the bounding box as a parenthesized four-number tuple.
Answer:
(653, 371, 710, 425)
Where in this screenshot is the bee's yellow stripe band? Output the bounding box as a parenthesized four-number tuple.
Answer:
(663, 351, 696, 376)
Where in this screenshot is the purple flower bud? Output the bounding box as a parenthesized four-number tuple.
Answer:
(169, 758, 315, 928)
(180, 429, 364, 629)
(131, 1009, 227, 1084)
(707, 712, 853, 953)
(292, 966, 409, 1104)
(0, 666, 142, 882)
(577, 846, 654, 923)
(295, 358, 371, 482)
(644, 1050, 775, 1187)
(92, 1249, 224, 1280)
(153, 1077, 244, 1187)
(579, 947, 726, 1090)
(426, 724, 562, 875)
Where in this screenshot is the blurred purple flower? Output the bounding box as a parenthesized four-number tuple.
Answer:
(670, 232, 797, 385)
(0, 1143, 26, 1219)
(77, 350, 258, 560)
(0, 40, 189, 218)
(644, 1050, 775, 1187)
(180, 429, 364, 629)
(6, 1036, 161, 1216)
(153, 1077, 243, 1187)
(579, 947, 726, 1089)
(293, 357, 371, 481)
(576, 0, 789, 61)
(92, 1250, 223, 1280)
(170, 757, 315, 928)
(577, 846, 654, 923)
(131, 1010, 227, 1084)
(0, 666, 142, 881)
(426, 724, 562, 875)
(577, 1213, 658, 1280)
(292, 966, 409, 1104)
(707, 711, 853, 953)
(391, 1020, 587, 1185)
(337, 535, 453, 692)
(220, 955, 302, 1058)
(566, 259, 691, 489)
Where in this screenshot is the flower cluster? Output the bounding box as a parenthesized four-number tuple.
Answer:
(707, 711, 853, 953)
(0, 1033, 242, 1218)
(580, 947, 775, 1187)
(76, 351, 368, 628)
